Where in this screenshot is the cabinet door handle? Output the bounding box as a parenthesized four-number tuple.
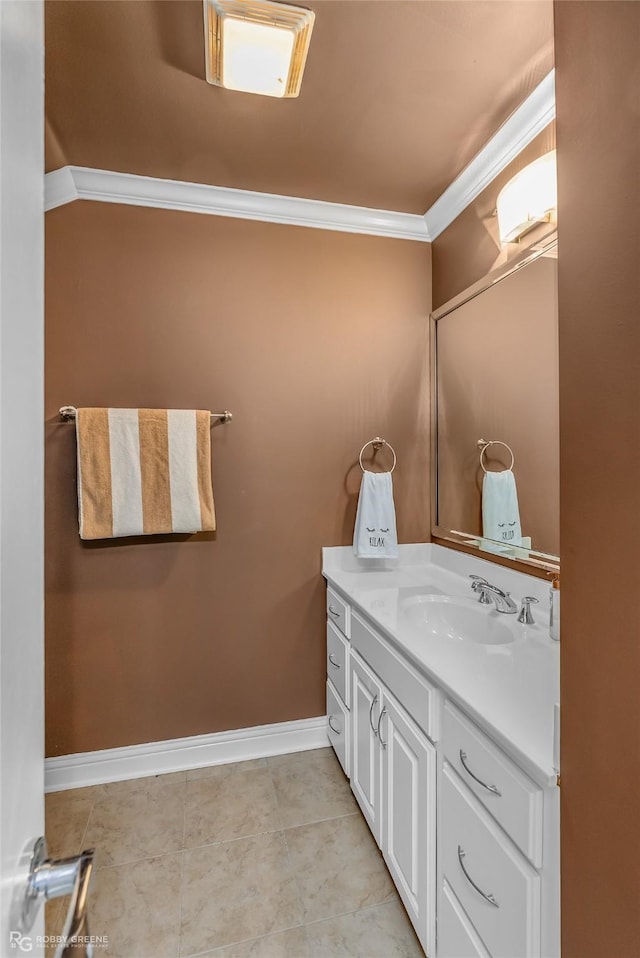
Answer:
(369, 695, 379, 736)
(328, 652, 341, 669)
(377, 707, 387, 749)
(328, 715, 341, 735)
(328, 606, 341, 617)
(459, 749, 502, 796)
(457, 845, 499, 908)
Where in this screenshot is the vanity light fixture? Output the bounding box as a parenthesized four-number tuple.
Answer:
(203, 0, 315, 98)
(496, 150, 557, 244)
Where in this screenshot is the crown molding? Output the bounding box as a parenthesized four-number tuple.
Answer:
(424, 70, 556, 241)
(44, 165, 78, 210)
(44, 70, 555, 242)
(45, 165, 431, 243)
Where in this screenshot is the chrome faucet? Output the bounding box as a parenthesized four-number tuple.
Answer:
(469, 575, 518, 614)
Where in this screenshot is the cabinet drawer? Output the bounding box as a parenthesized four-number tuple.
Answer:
(327, 680, 349, 777)
(326, 621, 349, 707)
(441, 764, 541, 958)
(326, 587, 350, 638)
(438, 880, 491, 958)
(443, 702, 543, 866)
(351, 611, 438, 742)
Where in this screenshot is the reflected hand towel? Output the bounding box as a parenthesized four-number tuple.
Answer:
(482, 469, 522, 547)
(353, 470, 399, 559)
(76, 408, 216, 539)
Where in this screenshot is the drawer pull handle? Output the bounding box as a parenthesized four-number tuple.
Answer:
(328, 653, 341, 669)
(328, 715, 342, 735)
(328, 606, 341, 617)
(377, 707, 388, 750)
(457, 845, 499, 908)
(369, 695, 379, 736)
(459, 750, 502, 796)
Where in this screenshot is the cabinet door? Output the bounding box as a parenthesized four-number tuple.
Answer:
(350, 651, 383, 844)
(381, 691, 436, 957)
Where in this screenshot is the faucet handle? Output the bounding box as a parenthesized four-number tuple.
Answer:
(469, 575, 492, 605)
(518, 596, 539, 625)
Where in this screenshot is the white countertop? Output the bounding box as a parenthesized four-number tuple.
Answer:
(322, 543, 560, 787)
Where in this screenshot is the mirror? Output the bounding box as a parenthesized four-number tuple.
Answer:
(432, 234, 559, 572)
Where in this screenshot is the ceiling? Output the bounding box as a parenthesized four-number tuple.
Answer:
(45, 0, 554, 214)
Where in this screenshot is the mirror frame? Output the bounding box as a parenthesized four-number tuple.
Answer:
(430, 229, 560, 578)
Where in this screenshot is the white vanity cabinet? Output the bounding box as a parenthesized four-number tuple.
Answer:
(381, 689, 437, 947)
(349, 648, 437, 953)
(350, 651, 384, 842)
(324, 578, 559, 958)
(326, 597, 438, 956)
(439, 763, 541, 958)
(326, 588, 351, 777)
(438, 703, 559, 958)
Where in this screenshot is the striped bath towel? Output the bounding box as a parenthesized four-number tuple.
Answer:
(76, 408, 216, 540)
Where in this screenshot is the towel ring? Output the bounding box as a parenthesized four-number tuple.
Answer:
(359, 437, 397, 474)
(478, 439, 515, 473)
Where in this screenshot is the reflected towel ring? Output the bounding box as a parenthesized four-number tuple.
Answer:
(359, 437, 397, 474)
(478, 439, 515, 473)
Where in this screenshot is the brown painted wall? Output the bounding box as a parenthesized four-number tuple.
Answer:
(45, 203, 431, 756)
(437, 253, 559, 556)
(432, 123, 556, 310)
(555, 3, 640, 956)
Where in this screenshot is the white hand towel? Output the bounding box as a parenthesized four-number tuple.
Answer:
(353, 471, 398, 559)
(482, 469, 522, 547)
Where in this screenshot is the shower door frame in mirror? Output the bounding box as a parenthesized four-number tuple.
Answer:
(430, 231, 559, 577)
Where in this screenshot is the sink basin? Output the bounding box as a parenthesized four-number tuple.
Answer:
(402, 594, 515, 646)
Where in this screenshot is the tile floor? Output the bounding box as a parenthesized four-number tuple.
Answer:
(45, 747, 424, 958)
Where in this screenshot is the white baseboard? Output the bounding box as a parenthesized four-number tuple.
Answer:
(45, 715, 329, 792)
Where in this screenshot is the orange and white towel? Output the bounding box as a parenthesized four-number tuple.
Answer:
(76, 408, 216, 540)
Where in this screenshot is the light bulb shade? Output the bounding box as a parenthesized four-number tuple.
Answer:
(496, 150, 557, 243)
(203, 0, 315, 98)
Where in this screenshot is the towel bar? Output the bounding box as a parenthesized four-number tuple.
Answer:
(59, 406, 232, 424)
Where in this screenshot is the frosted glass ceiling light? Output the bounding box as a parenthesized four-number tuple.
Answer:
(496, 150, 557, 244)
(203, 0, 315, 98)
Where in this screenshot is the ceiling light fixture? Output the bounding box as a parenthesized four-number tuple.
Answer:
(203, 0, 315, 99)
(496, 150, 557, 244)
